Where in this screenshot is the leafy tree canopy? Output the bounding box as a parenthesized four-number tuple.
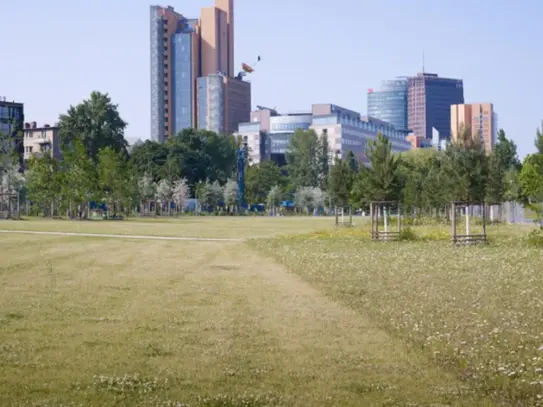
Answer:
(59, 91, 128, 160)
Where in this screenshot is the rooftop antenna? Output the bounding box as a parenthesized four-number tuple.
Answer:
(422, 50, 425, 74)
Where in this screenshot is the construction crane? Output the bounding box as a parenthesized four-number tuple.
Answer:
(236, 55, 261, 80)
(236, 138, 248, 211)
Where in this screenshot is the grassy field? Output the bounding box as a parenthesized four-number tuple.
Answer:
(1, 217, 539, 406)
(0, 216, 333, 239)
(1, 217, 493, 407)
(253, 225, 543, 406)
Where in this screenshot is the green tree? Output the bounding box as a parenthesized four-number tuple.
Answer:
(494, 129, 520, 170)
(286, 129, 319, 188)
(519, 153, 543, 225)
(266, 185, 282, 213)
(346, 150, 358, 173)
(196, 179, 223, 211)
(317, 133, 330, 189)
(245, 161, 283, 203)
(26, 153, 62, 217)
(59, 91, 128, 161)
(156, 179, 173, 214)
(60, 140, 96, 218)
(327, 158, 354, 207)
(446, 126, 488, 202)
(536, 122, 543, 154)
(356, 133, 401, 202)
(129, 140, 168, 182)
(167, 129, 237, 190)
(503, 168, 522, 202)
(223, 179, 238, 212)
(485, 150, 505, 204)
(172, 178, 189, 213)
(294, 187, 324, 214)
(97, 147, 129, 217)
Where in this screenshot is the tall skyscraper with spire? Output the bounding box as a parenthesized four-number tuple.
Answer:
(150, 0, 250, 142)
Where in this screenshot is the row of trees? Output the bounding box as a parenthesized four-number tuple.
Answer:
(1, 91, 542, 220)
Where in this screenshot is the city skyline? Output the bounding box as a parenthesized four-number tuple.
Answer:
(1, 0, 541, 157)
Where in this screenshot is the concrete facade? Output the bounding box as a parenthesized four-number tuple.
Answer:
(23, 122, 61, 161)
(451, 103, 497, 153)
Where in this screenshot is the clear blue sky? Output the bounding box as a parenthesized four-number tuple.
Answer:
(1, 0, 541, 157)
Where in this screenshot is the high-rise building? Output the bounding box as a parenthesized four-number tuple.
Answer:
(200, 0, 234, 77)
(367, 78, 409, 133)
(150, 1, 248, 142)
(407, 73, 464, 140)
(0, 97, 24, 165)
(196, 74, 250, 135)
(450, 103, 497, 153)
(171, 18, 200, 136)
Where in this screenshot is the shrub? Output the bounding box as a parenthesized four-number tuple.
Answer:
(400, 226, 419, 241)
(526, 227, 543, 247)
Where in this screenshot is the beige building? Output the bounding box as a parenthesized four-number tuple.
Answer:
(451, 103, 497, 153)
(23, 122, 61, 161)
(200, 0, 234, 77)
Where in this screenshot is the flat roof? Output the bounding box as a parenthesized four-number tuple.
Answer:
(0, 100, 23, 107)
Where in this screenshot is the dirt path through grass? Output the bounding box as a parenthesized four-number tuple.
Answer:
(0, 229, 245, 242)
(1, 234, 491, 406)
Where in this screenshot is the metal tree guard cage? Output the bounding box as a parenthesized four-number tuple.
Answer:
(335, 206, 353, 227)
(451, 201, 487, 245)
(370, 201, 401, 241)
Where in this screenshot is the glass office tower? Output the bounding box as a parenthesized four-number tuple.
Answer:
(367, 78, 408, 132)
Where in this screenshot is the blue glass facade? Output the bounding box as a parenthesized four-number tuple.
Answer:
(197, 78, 208, 130)
(408, 73, 464, 139)
(197, 75, 224, 134)
(367, 79, 408, 132)
(172, 30, 194, 135)
(0, 103, 23, 136)
(424, 77, 464, 140)
(311, 114, 408, 141)
(0, 101, 24, 164)
(269, 114, 312, 154)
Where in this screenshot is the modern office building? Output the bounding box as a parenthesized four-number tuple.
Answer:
(150, 1, 248, 142)
(237, 103, 411, 166)
(197, 74, 251, 135)
(0, 97, 24, 165)
(367, 78, 409, 133)
(407, 73, 464, 140)
(23, 122, 61, 161)
(171, 18, 200, 135)
(450, 103, 497, 153)
(238, 110, 312, 166)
